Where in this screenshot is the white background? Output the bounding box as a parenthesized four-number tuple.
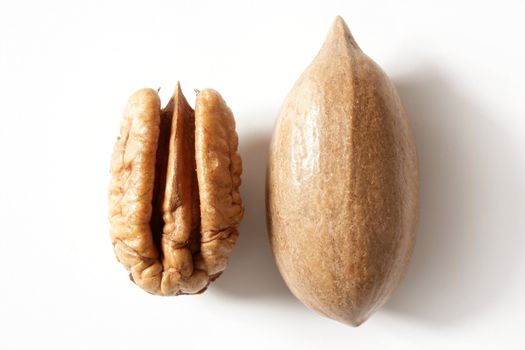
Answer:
(1, 0, 524, 349)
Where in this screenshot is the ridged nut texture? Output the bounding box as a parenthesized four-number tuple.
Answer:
(266, 17, 419, 326)
(109, 84, 243, 296)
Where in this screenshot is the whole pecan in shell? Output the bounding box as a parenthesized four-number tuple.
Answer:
(266, 17, 419, 325)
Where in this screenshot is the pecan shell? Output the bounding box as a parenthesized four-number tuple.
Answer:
(266, 17, 418, 325)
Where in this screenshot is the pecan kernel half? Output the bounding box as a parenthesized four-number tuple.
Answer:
(109, 84, 243, 296)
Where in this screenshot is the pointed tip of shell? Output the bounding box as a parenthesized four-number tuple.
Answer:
(332, 15, 349, 33)
(346, 315, 368, 327)
(314, 304, 371, 327)
(322, 15, 360, 52)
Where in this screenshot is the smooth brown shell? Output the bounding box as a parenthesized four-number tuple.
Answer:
(266, 17, 419, 326)
(109, 85, 242, 296)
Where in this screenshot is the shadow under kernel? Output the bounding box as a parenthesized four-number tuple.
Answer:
(213, 130, 297, 302)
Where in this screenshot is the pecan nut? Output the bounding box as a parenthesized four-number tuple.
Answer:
(267, 17, 418, 325)
(109, 84, 243, 295)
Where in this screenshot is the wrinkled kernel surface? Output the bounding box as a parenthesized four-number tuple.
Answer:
(109, 86, 243, 295)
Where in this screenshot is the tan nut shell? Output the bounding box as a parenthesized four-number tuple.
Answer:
(266, 17, 419, 326)
(109, 85, 242, 296)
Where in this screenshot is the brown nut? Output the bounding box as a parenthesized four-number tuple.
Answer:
(266, 17, 419, 325)
(109, 83, 243, 296)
